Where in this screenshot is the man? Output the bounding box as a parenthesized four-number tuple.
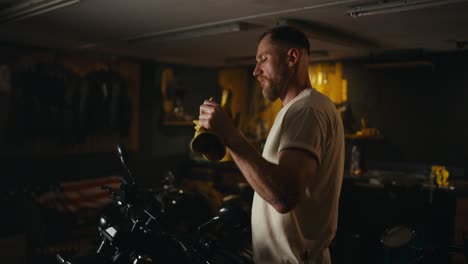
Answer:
(198, 26, 344, 263)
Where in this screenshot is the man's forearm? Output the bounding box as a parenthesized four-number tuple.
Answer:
(226, 131, 298, 213)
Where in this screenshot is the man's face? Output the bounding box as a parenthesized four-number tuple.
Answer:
(253, 36, 289, 102)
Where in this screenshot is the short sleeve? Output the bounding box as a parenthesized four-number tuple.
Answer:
(278, 105, 326, 166)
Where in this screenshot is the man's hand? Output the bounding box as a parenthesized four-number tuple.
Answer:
(198, 99, 239, 146)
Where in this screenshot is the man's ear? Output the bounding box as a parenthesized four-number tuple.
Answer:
(287, 48, 300, 67)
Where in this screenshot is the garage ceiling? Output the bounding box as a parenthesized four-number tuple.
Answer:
(0, 0, 467, 67)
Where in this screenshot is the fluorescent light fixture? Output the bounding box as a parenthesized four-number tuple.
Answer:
(127, 22, 250, 44)
(0, 0, 80, 24)
(346, 0, 468, 17)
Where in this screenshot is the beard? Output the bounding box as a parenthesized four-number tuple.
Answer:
(261, 63, 289, 102)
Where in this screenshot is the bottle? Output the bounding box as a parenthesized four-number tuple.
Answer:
(350, 144, 362, 177)
(190, 90, 233, 162)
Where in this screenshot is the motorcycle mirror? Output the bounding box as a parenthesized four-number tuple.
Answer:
(380, 225, 415, 248)
(116, 144, 135, 185)
(116, 144, 127, 166)
(56, 254, 72, 264)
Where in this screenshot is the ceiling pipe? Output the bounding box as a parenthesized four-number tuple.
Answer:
(0, 0, 80, 24)
(124, 0, 361, 42)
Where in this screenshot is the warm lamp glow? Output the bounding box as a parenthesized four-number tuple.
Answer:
(308, 62, 348, 104)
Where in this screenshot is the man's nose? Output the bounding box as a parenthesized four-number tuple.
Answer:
(253, 64, 261, 77)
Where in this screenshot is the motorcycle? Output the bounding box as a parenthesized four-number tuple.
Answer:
(380, 225, 467, 264)
(56, 145, 252, 264)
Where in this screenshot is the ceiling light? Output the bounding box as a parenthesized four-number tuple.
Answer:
(0, 0, 80, 24)
(127, 22, 250, 44)
(346, 0, 468, 17)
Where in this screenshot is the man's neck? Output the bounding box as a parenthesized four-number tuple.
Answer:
(280, 62, 312, 106)
(280, 80, 310, 106)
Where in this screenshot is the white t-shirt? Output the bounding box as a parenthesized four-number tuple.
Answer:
(252, 88, 344, 264)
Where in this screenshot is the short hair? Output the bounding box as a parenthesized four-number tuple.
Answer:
(259, 26, 310, 54)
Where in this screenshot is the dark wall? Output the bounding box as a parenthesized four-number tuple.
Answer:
(342, 51, 468, 169)
(150, 65, 221, 159)
(120, 62, 223, 181)
(0, 58, 220, 188)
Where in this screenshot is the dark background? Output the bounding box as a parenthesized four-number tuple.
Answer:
(1, 47, 467, 263)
